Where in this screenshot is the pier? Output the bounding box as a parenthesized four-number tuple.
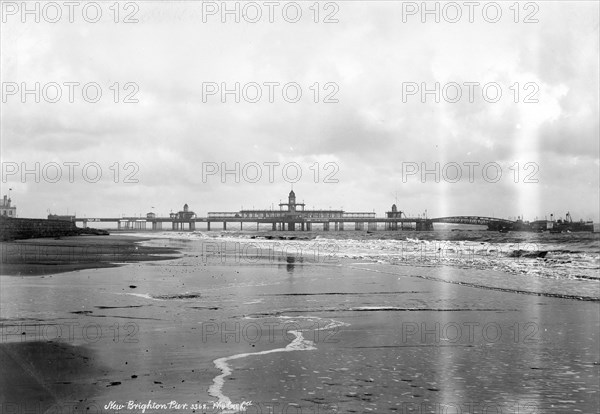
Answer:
(73, 191, 517, 232)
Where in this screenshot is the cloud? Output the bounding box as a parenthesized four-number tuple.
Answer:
(1, 2, 598, 221)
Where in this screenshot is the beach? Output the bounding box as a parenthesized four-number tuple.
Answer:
(0, 232, 598, 413)
(0, 235, 180, 276)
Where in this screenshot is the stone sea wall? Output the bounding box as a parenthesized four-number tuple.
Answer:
(0, 216, 107, 241)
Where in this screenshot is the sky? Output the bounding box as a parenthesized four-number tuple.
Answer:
(1, 1, 599, 222)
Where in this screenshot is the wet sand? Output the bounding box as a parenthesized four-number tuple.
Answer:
(0, 235, 181, 276)
(0, 237, 598, 413)
(0, 341, 103, 412)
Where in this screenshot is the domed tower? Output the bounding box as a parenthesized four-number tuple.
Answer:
(288, 191, 296, 212)
(391, 204, 397, 213)
(183, 204, 189, 212)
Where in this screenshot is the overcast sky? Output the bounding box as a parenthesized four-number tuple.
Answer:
(1, 1, 598, 221)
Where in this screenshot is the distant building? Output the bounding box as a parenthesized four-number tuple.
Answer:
(1, 195, 16, 217)
(146, 212, 156, 219)
(208, 191, 375, 220)
(386, 203, 414, 230)
(386, 204, 403, 219)
(170, 203, 196, 220)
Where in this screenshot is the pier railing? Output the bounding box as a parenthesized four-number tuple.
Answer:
(343, 212, 377, 218)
